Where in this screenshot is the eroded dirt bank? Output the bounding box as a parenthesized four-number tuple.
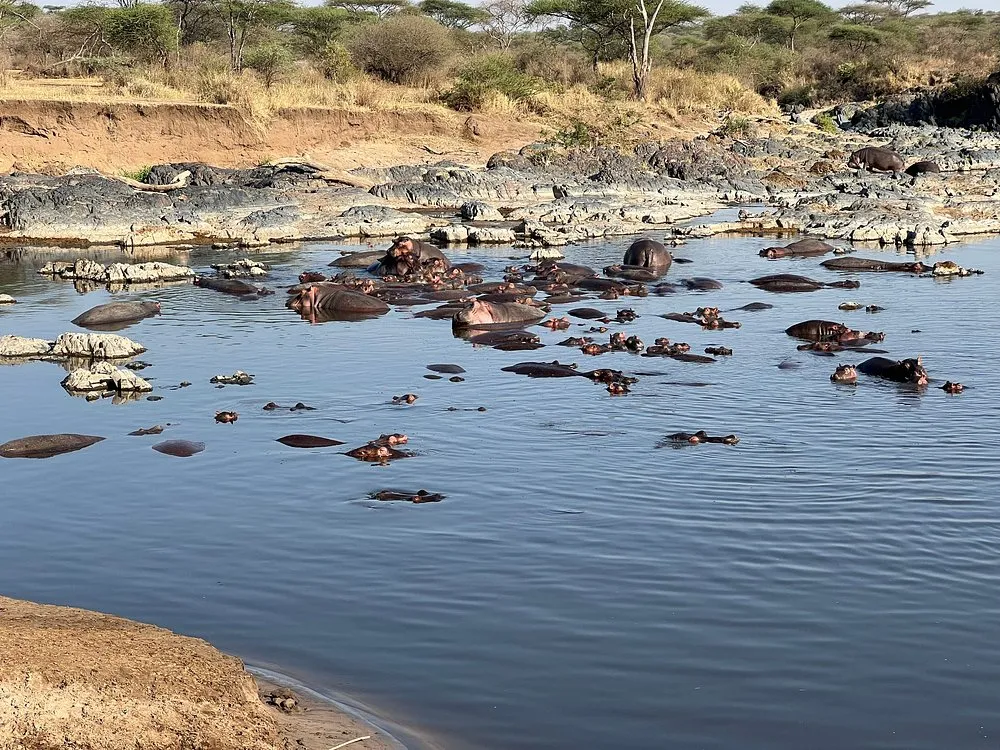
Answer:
(0, 99, 541, 174)
(0, 595, 395, 750)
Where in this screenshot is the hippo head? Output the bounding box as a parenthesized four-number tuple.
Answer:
(830, 364, 858, 384)
(390, 236, 416, 258)
(903, 357, 929, 386)
(760, 247, 784, 259)
(847, 154, 862, 169)
(452, 299, 487, 327)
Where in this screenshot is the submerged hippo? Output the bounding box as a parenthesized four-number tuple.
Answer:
(848, 147, 905, 173)
(785, 320, 850, 341)
(371, 236, 450, 277)
(830, 364, 858, 384)
(287, 282, 390, 322)
(194, 277, 266, 296)
(759, 239, 835, 259)
(821, 257, 930, 273)
(857, 356, 928, 385)
(452, 299, 546, 330)
(905, 160, 941, 177)
(749, 274, 860, 293)
(71, 300, 160, 330)
(623, 238, 672, 272)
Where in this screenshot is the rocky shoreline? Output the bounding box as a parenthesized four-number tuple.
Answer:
(0, 595, 397, 750)
(1, 115, 998, 253)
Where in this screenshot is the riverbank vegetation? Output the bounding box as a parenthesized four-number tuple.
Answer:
(0, 0, 996, 127)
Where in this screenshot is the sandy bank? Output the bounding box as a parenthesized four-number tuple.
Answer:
(0, 595, 395, 750)
(0, 98, 541, 174)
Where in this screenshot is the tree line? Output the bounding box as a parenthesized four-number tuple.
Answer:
(1, 0, 997, 108)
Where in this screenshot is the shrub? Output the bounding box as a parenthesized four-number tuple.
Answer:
(121, 165, 153, 182)
(511, 39, 591, 88)
(319, 41, 356, 82)
(811, 112, 838, 132)
(444, 54, 541, 111)
(778, 84, 814, 108)
(243, 43, 294, 88)
(349, 15, 454, 84)
(718, 114, 755, 139)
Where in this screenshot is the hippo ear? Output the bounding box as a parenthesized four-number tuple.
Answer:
(470, 299, 482, 310)
(917, 355, 922, 364)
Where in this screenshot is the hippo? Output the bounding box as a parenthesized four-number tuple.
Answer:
(830, 364, 858, 383)
(604, 265, 662, 282)
(452, 299, 546, 330)
(371, 236, 450, 277)
(623, 238, 672, 273)
(822, 257, 931, 273)
(785, 320, 851, 342)
(759, 239, 835, 259)
(857, 356, 928, 385)
(71, 300, 161, 330)
(276, 434, 345, 448)
(905, 160, 941, 177)
(0, 433, 105, 459)
(287, 282, 390, 323)
(848, 147, 905, 173)
(151, 440, 206, 457)
(666, 431, 739, 445)
(501, 361, 583, 378)
(728, 302, 773, 311)
(329, 251, 383, 268)
(682, 278, 723, 291)
(749, 274, 860, 292)
(194, 277, 265, 296)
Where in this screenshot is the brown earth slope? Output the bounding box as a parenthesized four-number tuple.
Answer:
(0, 595, 393, 750)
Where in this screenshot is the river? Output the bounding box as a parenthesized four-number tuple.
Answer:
(1, 232, 999, 750)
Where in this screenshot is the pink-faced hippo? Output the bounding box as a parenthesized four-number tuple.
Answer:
(452, 299, 546, 330)
(371, 236, 451, 277)
(287, 282, 390, 323)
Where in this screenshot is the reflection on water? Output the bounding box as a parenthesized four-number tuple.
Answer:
(2, 234, 1000, 750)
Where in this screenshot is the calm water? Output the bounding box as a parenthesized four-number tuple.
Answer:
(2, 232, 999, 750)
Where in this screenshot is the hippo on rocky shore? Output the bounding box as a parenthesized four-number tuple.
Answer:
(71, 301, 160, 330)
(857, 356, 928, 385)
(286, 282, 390, 322)
(822, 257, 931, 273)
(759, 239, 835, 259)
(848, 147, 905, 173)
(371, 236, 451, 278)
(905, 160, 941, 177)
(452, 299, 546, 330)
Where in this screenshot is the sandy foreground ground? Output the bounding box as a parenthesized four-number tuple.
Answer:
(0, 595, 396, 750)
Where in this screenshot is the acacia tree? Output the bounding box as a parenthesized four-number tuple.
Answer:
(828, 21, 886, 53)
(483, 0, 532, 49)
(417, 0, 488, 29)
(212, 0, 292, 70)
(765, 0, 833, 51)
(325, 0, 409, 19)
(528, 0, 706, 99)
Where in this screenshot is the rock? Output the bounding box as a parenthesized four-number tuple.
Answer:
(105, 262, 194, 284)
(61, 361, 153, 393)
(430, 224, 470, 243)
(529, 247, 566, 260)
(0, 294, 15, 304)
(51, 333, 146, 359)
(460, 201, 504, 222)
(0, 335, 50, 357)
(210, 258, 271, 278)
(468, 226, 516, 244)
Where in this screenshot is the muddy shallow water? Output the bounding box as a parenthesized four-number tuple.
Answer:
(2, 233, 999, 750)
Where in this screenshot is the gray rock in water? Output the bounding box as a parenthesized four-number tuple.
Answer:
(62, 361, 153, 393)
(51, 333, 146, 359)
(210, 258, 270, 278)
(0, 294, 16, 304)
(0, 335, 52, 357)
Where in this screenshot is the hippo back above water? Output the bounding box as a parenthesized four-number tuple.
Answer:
(452, 299, 546, 330)
(848, 147, 905, 173)
(623, 238, 672, 271)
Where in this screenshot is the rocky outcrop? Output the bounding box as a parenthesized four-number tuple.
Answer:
(211, 258, 270, 278)
(0, 333, 145, 360)
(849, 73, 1000, 133)
(61, 361, 153, 394)
(0, 294, 15, 304)
(39, 259, 194, 285)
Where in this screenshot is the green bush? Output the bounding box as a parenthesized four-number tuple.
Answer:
(811, 112, 838, 132)
(121, 165, 153, 182)
(243, 43, 294, 88)
(718, 114, 754, 139)
(444, 54, 542, 111)
(319, 41, 356, 82)
(349, 15, 454, 84)
(778, 84, 814, 108)
(546, 120, 593, 148)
